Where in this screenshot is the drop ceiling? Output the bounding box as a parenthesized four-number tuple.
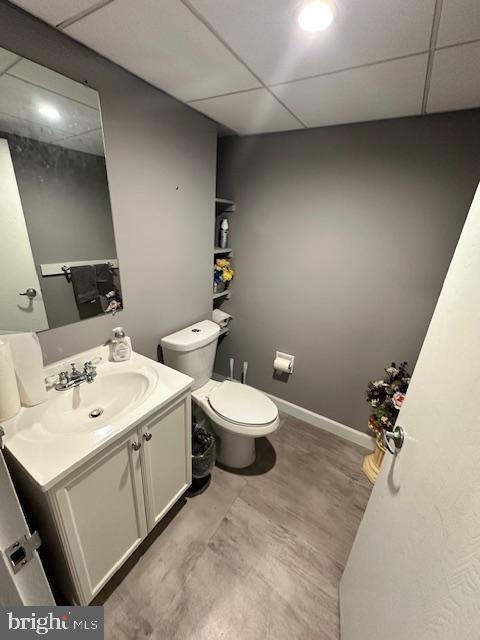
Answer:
(0, 46, 104, 154)
(9, 0, 480, 136)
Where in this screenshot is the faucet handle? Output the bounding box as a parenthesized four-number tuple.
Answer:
(83, 360, 97, 382)
(58, 371, 69, 385)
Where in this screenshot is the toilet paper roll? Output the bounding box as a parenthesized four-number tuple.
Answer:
(274, 356, 292, 374)
(212, 308, 233, 328)
(0, 339, 21, 421)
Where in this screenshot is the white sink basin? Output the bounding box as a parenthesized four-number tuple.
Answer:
(4, 347, 193, 490)
(23, 370, 153, 435)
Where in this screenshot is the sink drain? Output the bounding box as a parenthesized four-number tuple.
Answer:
(89, 408, 104, 419)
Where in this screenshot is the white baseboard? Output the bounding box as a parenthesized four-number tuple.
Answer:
(212, 373, 374, 449)
(266, 393, 374, 449)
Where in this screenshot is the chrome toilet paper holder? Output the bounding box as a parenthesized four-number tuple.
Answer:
(274, 351, 295, 374)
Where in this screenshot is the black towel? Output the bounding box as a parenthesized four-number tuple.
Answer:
(70, 265, 99, 304)
(95, 263, 115, 297)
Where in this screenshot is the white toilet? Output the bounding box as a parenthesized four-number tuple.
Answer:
(161, 320, 280, 468)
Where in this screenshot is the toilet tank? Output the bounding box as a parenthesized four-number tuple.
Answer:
(160, 320, 220, 390)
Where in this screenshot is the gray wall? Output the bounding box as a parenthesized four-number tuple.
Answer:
(0, 1, 217, 363)
(216, 110, 480, 432)
(3, 131, 116, 328)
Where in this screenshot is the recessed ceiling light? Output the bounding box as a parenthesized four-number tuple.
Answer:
(298, 1, 334, 32)
(38, 104, 60, 120)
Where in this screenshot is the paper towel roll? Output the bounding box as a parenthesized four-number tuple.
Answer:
(0, 339, 21, 421)
(274, 356, 292, 374)
(6, 332, 47, 406)
(212, 308, 233, 328)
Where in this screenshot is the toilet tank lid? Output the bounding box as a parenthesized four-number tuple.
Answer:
(160, 320, 220, 352)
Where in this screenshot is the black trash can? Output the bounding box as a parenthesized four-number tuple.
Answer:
(186, 423, 216, 496)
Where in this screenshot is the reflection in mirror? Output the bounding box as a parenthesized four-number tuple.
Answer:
(0, 47, 122, 333)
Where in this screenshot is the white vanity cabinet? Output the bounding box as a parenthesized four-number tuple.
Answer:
(52, 429, 149, 603)
(10, 393, 191, 605)
(140, 400, 191, 530)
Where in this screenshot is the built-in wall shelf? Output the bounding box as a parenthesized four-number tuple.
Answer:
(215, 198, 236, 213)
(213, 197, 234, 313)
(213, 290, 231, 301)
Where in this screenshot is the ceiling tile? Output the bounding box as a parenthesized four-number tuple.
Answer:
(8, 58, 99, 109)
(437, 0, 480, 48)
(189, 89, 302, 135)
(0, 112, 63, 145)
(0, 47, 21, 74)
(271, 54, 428, 128)
(0, 114, 104, 155)
(9, 0, 103, 26)
(0, 75, 101, 137)
(52, 128, 105, 156)
(64, 0, 260, 101)
(427, 42, 480, 113)
(189, 0, 435, 85)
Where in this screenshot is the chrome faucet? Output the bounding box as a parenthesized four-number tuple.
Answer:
(54, 361, 97, 391)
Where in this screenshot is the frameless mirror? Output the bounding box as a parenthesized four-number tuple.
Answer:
(0, 46, 122, 332)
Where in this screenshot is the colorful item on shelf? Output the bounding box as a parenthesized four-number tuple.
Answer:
(213, 258, 234, 292)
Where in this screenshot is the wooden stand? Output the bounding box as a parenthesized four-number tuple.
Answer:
(362, 435, 386, 484)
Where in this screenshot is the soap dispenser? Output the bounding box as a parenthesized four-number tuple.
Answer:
(111, 327, 131, 362)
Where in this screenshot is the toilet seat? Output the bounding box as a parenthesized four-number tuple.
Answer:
(192, 379, 279, 437)
(208, 381, 278, 427)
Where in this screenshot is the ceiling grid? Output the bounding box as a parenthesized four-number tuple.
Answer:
(421, 0, 444, 113)
(8, 0, 480, 135)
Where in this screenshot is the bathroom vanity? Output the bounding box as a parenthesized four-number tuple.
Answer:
(3, 346, 193, 605)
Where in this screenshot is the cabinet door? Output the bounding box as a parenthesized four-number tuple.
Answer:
(52, 431, 147, 603)
(141, 395, 191, 531)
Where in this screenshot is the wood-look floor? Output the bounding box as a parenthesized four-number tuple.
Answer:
(98, 414, 372, 640)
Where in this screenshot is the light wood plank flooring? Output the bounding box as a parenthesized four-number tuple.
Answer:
(97, 414, 372, 640)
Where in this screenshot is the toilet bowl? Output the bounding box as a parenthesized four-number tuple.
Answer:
(160, 320, 280, 468)
(192, 379, 279, 468)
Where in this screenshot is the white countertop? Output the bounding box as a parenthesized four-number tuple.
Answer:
(4, 346, 193, 492)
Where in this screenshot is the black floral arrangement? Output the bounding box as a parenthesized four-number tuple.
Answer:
(366, 362, 411, 434)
